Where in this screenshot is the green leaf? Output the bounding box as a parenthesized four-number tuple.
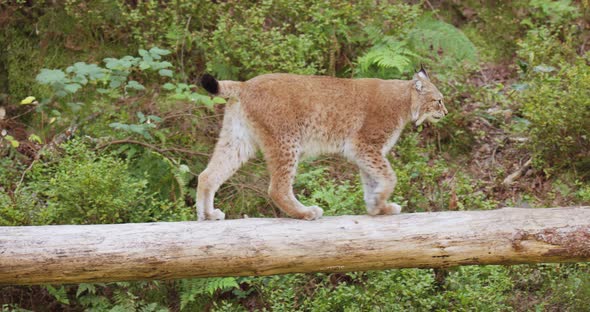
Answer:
(179, 164, 190, 173)
(20, 96, 36, 105)
(36, 69, 66, 85)
(5, 135, 19, 148)
(199, 96, 215, 111)
(66, 62, 105, 80)
(63, 83, 82, 94)
(149, 47, 171, 56)
(162, 83, 175, 90)
(45, 285, 70, 305)
(213, 97, 226, 104)
(139, 62, 151, 70)
(158, 69, 173, 77)
(533, 65, 556, 73)
(28, 134, 42, 144)
(158, 61, 173, 68)
(72, 75, 88, 85)
(138, 49, 149, 57)
(55, 90, 68, 98)
(142, 54, 154, 63)
(147, 115, 162, 122)
(126, 80, 146, 91)
(104, 57, 137, 70)
(137, 112, 146, 123)
(109, 80, 122, 89)
(76, 283, 96, 297)
(109, 122, 130, 130)
(67, 102, 84, 112)
(154, 130, 167, 144)
(171, 93, 188, 100)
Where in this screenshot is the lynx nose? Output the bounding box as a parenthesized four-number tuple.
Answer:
(441, 102, 448, 115)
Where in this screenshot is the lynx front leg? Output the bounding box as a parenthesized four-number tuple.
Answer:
(265, 145, 323, 220)
(356, 150, 401, 216)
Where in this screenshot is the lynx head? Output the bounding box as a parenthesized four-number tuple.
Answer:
(411, 68, 447, 126)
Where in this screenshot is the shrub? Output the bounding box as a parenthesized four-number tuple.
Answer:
(204, 0, 420, 79)
(27, 140, 188, 224)
(295, 165, 365, 216)
(392, 132, 497, 212)
(517, 55, 590, 173)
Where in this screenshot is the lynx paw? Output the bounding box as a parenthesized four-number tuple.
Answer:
(367, 203, 402, 216)
(198, 208, 226, 221)
(303, 206, 324, 220)
(209, 209, 226, 220)
(382, 203, 402, 215)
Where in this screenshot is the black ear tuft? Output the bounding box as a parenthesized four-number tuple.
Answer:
(201, 73, 219, 94)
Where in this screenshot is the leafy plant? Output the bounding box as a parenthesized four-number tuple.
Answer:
(516, 55, 590, 173)
(295, 165, 365, 216)
(26, 140, 187, 224)
(163, 82, 225, 110)
(355, 27, 418, 79)
(528, 0, 580, 25)
(407, 16, 478, 68)
(109, 112, 163, 140)
(45, 285, 70, 305)
(178, 278, 239, 311)
(34, 47, 173, 115)
(204, 0, 421, 79)
(355, 16, 477, 79)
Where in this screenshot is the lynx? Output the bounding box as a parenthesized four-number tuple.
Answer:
(197, 68, 446, 221)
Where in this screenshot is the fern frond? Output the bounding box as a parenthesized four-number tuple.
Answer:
(112, 289, 138, 311)
(204, 277, 239, 295)
(356, 39, 417, 79)
(363, 25, 385, 43)
(179, 278, 239, 311)
(408, 16, 478, 64)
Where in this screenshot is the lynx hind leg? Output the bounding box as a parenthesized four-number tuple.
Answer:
(265, 143, 323, 220)
(356, 150, 401, 216)
(196, 104, 256, 221)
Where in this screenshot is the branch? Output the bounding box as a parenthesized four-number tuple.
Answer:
(502, 158, 533, 186)
(0, 207, 588, 285)
(96, 138, 209, 157)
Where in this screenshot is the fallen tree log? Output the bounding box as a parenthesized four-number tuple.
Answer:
(0, 207, 589, 285)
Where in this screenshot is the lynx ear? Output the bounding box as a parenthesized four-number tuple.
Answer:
(415, 80, 423, 92)
(414, 64, 429, 81)
(417, 69, 428, 80)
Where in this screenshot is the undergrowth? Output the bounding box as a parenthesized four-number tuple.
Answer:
(0, 0, 589, 311)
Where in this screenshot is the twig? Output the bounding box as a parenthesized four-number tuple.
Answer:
(8, 106, 37, 121)
(502, 158, 532, 186)
(96, 138, 210, 157)
(162, 112, 223, 122)
(178, 16, 192, 80)
(14, 160, 36, 193)
(424, 0, 441, 19)
(13, 122, 79, 192)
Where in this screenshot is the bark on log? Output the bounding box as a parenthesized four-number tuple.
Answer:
(0, 207, 589, 285)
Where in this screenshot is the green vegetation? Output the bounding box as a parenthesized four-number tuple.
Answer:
(0, 0, 588, 311)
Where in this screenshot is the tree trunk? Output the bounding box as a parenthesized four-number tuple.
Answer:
(0, 207, 589, 285)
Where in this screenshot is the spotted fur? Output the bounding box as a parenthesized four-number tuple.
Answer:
(197, 69, 446, 220)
